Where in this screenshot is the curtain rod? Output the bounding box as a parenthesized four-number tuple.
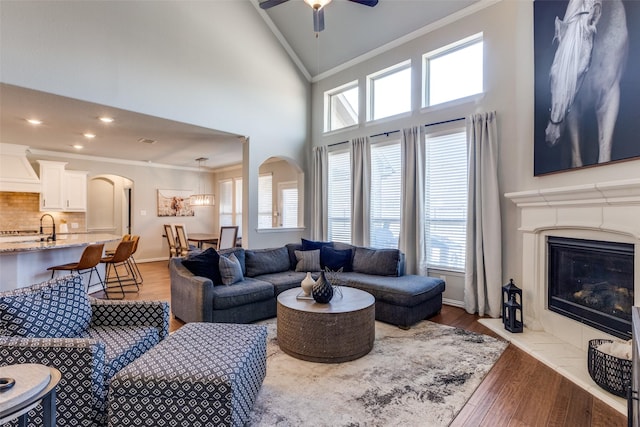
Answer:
(327, 117, 465, 147)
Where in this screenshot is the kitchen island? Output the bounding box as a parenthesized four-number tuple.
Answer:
(0, 233, 121, 291)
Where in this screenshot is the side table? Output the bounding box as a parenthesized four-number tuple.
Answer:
(0, 364, 61, 426)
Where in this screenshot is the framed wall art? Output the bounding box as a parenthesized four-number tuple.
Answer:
(157, 189, 194, 217)
(534, 0, 640, 175)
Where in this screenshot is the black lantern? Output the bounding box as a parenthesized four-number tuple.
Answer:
(502, 279, 523, 333)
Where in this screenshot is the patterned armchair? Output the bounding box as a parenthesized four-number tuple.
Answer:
(0, 275, 169, 426)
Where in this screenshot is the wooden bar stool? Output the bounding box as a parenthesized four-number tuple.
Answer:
(47, 243, 105, 292)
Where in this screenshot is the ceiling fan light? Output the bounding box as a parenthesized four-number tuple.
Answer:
(304, 0, 331, 9)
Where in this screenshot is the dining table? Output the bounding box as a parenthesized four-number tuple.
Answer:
(187, 233, 219, 249)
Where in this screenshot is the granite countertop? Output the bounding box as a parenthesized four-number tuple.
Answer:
(0, 233, 122, 254)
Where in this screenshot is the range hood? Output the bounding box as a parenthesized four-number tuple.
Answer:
(0, 143, 41, 193)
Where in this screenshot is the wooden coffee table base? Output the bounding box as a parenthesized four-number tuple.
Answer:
(276, 287, 375, 363)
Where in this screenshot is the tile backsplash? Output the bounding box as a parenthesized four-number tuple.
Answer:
(0, 192, 86, 232)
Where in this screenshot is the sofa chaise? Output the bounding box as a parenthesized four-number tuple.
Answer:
(170, 240, 445, 328)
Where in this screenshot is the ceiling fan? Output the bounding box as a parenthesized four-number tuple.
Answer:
(259, 0, 379, 33)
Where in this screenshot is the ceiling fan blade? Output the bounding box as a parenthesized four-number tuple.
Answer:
(259, 0, 289, 10)
(313, 7, 325, 32)
(348, 0, 379, 6)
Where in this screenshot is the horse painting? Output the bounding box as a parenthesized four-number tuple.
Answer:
(544, 0, 628, 167)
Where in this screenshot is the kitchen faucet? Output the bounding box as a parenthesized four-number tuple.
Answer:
(39, 213, 57, 242)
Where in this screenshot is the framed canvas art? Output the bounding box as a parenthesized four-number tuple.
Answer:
(533, 0, 640, 175)
(157, 189, 194, 217)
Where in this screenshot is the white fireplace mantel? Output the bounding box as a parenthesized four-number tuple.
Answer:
(480, 178, 640, 414)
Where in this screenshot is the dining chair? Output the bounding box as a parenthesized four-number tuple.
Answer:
(100, 239, 137, 299)
(218, 226, 239, 250)
(164, 224, 178, 260)
(47, 243, 105, 292)
(175, 224, 197, 257)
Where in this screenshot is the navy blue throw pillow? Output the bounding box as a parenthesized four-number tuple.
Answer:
(301, 238, 334, 251)
(181, 248, 222, 285)
(320, 246, 353, 272)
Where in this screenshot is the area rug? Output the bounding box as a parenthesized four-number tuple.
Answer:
(248, 319, 508, 426)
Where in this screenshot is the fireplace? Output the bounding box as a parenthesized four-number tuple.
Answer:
(547, 237, 634, 340)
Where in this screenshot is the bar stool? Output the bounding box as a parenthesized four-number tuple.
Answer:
(128, 235, 143, 285)
(47, 243, 105, 292)
(100, 240, 137, 299)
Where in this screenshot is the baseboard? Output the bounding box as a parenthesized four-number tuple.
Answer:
(443, 298, 464, 308)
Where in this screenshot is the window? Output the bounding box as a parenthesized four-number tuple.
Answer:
(423, 34, 483, 107)
(258, 174, 273, 228)
(219, 178, 242, 236)
(425, 129, 467, 271)
(325, 81, 358, 132)
(278, 182, 298, 228)
(370, 141, 401, 248)
(367, 60, 411, 121)
(327, 150, 351, 243)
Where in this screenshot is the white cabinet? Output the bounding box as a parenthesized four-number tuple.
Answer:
(64, 171, 87, 211)
(38, 161, 87, 212)
(38, 161, 65, 211)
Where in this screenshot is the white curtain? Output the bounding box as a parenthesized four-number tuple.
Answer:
(464, 111, 502, 317)
(351, 137, 370, 247)
(311, 145, 328, 240)
(399, 126, 425, 275)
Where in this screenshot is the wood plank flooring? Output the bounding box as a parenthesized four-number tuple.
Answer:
(93, 261, 628, 426)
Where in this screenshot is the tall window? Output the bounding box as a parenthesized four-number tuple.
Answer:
(219, 177, 242, 236)
(327, 149, 351, 243)
(367, 60, 411, 121)
(258, 174, 273, 228)
(370, 141, 401, 248)
(279, 182, 298, 228)
(423, 34, 483, 107)
(425, 129, 467, 271)
(325, 81, 358, 132)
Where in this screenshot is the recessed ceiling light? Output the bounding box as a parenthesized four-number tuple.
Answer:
(72, 144, 84, 149)
(99, 116, 114, 123)
(138, 138, 157, 144)
(27, 119, 42, 125)
(83, 133, 96, 139)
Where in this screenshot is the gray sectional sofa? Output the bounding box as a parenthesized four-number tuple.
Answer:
(170, 241, 445, 328)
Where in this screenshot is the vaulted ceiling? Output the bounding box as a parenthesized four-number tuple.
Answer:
(0, 0, 481, 169)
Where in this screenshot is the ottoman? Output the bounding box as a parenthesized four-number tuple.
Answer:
(107, 322, 267, 427)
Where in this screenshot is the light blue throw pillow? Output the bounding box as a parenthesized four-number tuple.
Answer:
(219, 253, 244, 285)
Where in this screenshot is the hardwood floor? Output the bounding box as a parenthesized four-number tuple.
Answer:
(93, 261, 627, 426)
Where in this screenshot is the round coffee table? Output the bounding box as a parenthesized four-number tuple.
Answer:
(277, 286, 375, 363)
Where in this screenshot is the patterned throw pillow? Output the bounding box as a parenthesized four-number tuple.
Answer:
(295, 249, 321, 272)
(0, 275, 92, 338)
(219, 253, 244, 285)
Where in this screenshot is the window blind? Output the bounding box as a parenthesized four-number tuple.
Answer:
(281, 187, 298, 228)
(258, 174, 273, 228)
(370, 141, 401, 248)
(327, 150, 351, 243)
(219, 180, 233, 227)
(234, 178, 243, 236)
(425, 130, 467, 271)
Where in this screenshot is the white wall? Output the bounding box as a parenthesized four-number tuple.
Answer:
(1, 0, 310, 252)
(310, 0, 640, 305)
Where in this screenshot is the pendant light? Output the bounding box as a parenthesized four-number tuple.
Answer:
(190, 157, 215, 207)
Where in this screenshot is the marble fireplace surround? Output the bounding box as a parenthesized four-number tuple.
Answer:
(480, 178, 640, 414)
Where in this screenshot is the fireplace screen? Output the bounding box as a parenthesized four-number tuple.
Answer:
(547, 237, 634, 340)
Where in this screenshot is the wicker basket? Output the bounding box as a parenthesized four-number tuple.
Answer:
(587, 339, 632, 397)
